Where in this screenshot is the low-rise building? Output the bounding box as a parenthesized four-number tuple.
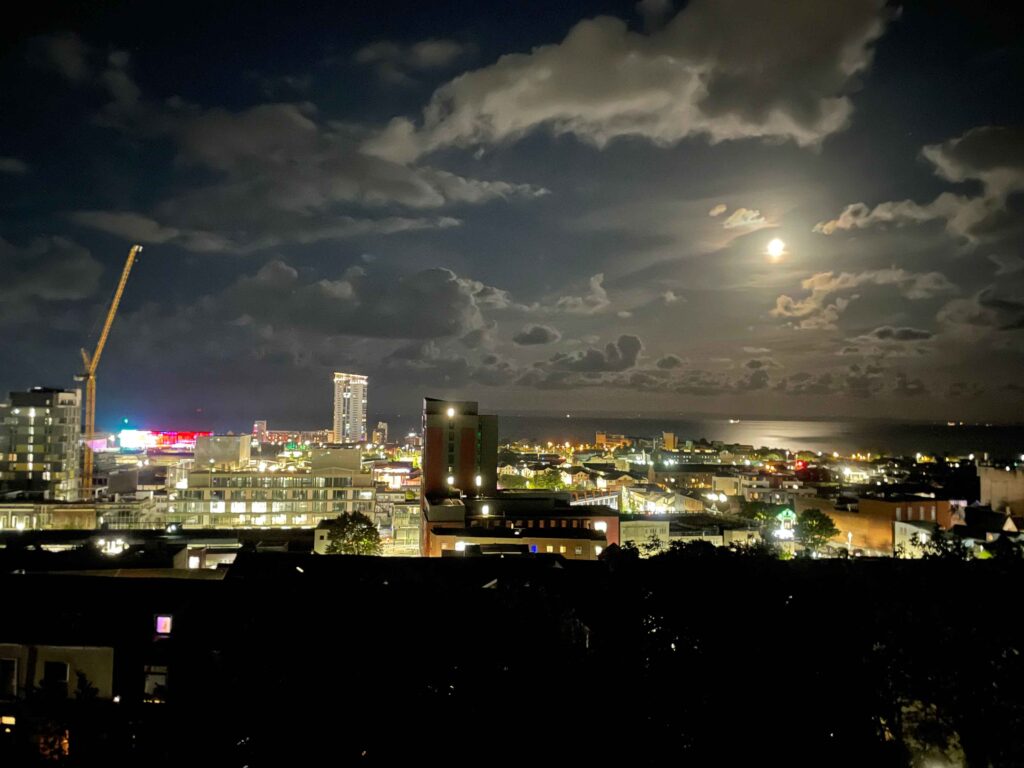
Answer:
(431, 527, 606, 560)
(978, 465, 1024, 515)
(0, 643, 114, 700)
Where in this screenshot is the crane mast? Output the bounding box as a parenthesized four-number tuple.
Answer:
(78, 244, 142, 497)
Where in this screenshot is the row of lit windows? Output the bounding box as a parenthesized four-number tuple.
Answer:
(471, 517, 605, 531)
(182, 500, 374, 514)
(183, 488, 370, 502)
(194, 475, 356, 489)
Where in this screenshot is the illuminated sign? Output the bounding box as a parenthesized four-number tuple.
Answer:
(155, 615, 173, 635)
(118, 430, 212, 452)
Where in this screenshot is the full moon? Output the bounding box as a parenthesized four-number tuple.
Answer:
(766, 238, 786, 260)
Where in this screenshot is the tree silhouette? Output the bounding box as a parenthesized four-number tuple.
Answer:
(322, 511, 383, 555)
(795, 508, 839, 553)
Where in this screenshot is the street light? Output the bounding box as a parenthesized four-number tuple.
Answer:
(446, 407, 455, 418)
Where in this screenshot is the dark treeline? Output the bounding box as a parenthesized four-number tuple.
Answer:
(1, 551, 1022, 766)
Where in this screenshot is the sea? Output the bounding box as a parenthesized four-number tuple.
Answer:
(382, 413, 1024, 459)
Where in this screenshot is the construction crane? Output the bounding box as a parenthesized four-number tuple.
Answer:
(77, 244, 142, 497)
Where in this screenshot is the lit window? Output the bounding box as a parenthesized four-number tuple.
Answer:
(546, 545, 553, 553)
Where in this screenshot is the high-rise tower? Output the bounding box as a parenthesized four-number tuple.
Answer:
(332, 372, 368, 443)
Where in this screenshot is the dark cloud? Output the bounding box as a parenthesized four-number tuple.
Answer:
(816, 126, 1024, 241)
(0, 157, 29, 174)
(190, 261, 508, 341)
(356, 39, 471, 85)
(512, 324, 561, 346)
(655, 354, 683, 369)
(947, 381, 984, 399)
(0, 236, 102, 302)
(939, 288, 1024, 335)
(866, 326, 934, 341)
(548, 334, 643, 372)
(33, 32, 91, 82)
(773, 269, 957, 330)
(65, 75, 546, 252)
(735, 368, 770, 391)
(989, 254, 1024, 276)
(893, 373, 928, 397)
(776, 372, 835, 396)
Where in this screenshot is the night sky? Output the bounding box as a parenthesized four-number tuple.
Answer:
(1, 0, 1022, 431)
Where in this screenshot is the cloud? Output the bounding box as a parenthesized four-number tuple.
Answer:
(843, 326, 935, 358)
(775, 371, 836, 396)
(0, 157, 29, 174)
(655, 354, 683, 369)
(364, 0, 891, 163)
(54, 61, 546, 251)
(555, 273, 610, 315)
(947, 381, 984, 399)
(0, 236, 102, 301)
(989, 254, 1024, 276)
(722, 207, 766, 229)
(708, 203, 727, 217)
(547, 334, 643, 372)
(815, 125, 1024, 240)
(199, 261, 515, 340)
(772, 269, 958, 330)
(938, 288, 1024, 336)
(864, 326, 933, 341)
(72, 208, 461, 254)
(72, 211, 181, 243)
(512, 324, 562, 345)
(460, 324, 496, 349)
(34, 32, 91, 82)
(637, 0, 674, 31)
(662, 290, 680, 304)
(893, 373, 928, 397)
(356, 38, 470, 84)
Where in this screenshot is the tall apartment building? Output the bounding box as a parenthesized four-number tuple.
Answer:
(0, 387, 82, 501)
(421, 398, 498, 501)
(332, 372, 368, 443)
